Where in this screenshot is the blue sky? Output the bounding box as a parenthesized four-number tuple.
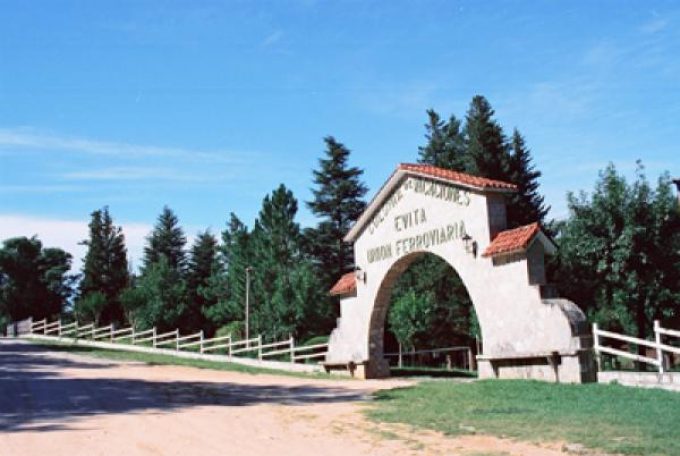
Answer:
(1, 1, 679, 268)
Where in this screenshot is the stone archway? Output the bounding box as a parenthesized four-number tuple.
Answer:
(325, 163, 595, 382)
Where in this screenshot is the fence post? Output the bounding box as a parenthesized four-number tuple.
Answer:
(593, 323, 602, 372)
(199, 330, 204, 354)
(654, 320, 664, 376)
(91, 324, 95, 339)
(398, 342, 403, 368)
(110, 324, 114, 342)
(290, 336, 295, 363)
(132, 326, 136, 344)
(227, 334, 232, 358)
(176, 329, 180, 351)
(152, 327, 157, 348)
(258, 335, 263, 360)
(58, 319, 62, 337)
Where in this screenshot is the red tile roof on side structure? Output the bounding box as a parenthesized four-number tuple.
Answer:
(482, 222, 542, 257)
(329, 272, 357, 296)
(398, 163, 518, 191)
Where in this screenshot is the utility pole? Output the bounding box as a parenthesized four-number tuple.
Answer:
(673, 178, 680, 207)
(245, 266, 253, 342)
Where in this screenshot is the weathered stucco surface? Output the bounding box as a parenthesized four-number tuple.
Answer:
(326, 170, 595, 382)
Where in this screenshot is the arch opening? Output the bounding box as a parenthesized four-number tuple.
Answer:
(368, 250, 480, 378)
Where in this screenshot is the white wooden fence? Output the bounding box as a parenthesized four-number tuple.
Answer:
(593, 320, 680, 374)
(384, 345, 475, 370)
(25, 318, 328, 364)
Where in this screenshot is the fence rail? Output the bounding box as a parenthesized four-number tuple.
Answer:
(19, 317, 328, 366)
(593, 320, 680, 374)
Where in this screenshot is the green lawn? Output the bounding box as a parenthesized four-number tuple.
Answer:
(367, 379, 680, 456)
(29, 339, 337, 380)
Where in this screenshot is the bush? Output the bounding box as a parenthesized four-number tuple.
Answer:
(301, 335, 329, 346)
(215, 321, 243, 340)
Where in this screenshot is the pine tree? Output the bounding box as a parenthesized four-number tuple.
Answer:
(78, 207, 129, 324)
(305, 136, 367, 289)
(506, 129, 549, 227)
(130, 206, 188, 330)
(185, 231, 219, 332)
(202, 213, 253, 334)
(143, 206, 187, 274)
(418, 109, 467, 171)
(465, 95, 511, 181)
(133, 256, 187, 331)
(251, 185, 326, 340)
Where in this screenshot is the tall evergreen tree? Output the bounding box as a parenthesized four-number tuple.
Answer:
(418, 109, 468, 171)
(464, 95, 511, 181)
(202, 214, 252, 334)
(143, 206, 187, 274)
(130, 206, 188, 330)
(305, 136, 367, 289)
(78, 207, 129, 324)
(185, 231, 219, 332)
(506, 129, 549, 227)
(132, 256, 187, 331)
(251, 185, 327, 340)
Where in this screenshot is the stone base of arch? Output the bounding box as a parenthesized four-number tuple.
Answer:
(348, 349, 595, 382)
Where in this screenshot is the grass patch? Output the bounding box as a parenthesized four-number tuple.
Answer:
(367, 379, 680, 455)
(29, 339, 339, 380)
(390, 365, 477, 378)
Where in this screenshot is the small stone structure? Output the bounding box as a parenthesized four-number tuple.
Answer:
(325, 164, 595, 382)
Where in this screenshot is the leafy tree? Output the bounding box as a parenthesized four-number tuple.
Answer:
(79, 207, 129, 324)
(305, 137, 367, 290)
(556, 163, 680, 340)
(185, 231, 219, 332)
(0, 236, 74, 321)
(464, 95, 511, 181)
(143, 206, 187, 274)
(389, 255, 478, 351)
(74, 291, 107, 324)
(388, 289, 436, 350)
(506, 129, 549, 227)
(418, 109, 468, 171)
(119, 282, 147, 329)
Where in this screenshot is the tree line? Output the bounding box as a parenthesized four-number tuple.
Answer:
(1, 95, 678, 350)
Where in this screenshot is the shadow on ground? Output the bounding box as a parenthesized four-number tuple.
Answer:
(0, 340, 368, 433)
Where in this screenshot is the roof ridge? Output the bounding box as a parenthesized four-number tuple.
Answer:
(398, 163, 518, 190)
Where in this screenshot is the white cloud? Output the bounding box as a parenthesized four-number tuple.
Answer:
(262, 30, 284, 47)
(0, 127, 247, 165)
(0, 214, 152, 273)
(639, 18, 668, 34)
(0, 185, 85, 193)
(62, 167, 204, 181)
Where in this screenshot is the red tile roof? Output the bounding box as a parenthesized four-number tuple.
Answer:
(398, 163, 518, 191)
(329, 272, 357, 296)
(482, 223, 541, 257)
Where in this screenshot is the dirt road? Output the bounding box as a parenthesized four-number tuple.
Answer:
(0, 339, 570, 456)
